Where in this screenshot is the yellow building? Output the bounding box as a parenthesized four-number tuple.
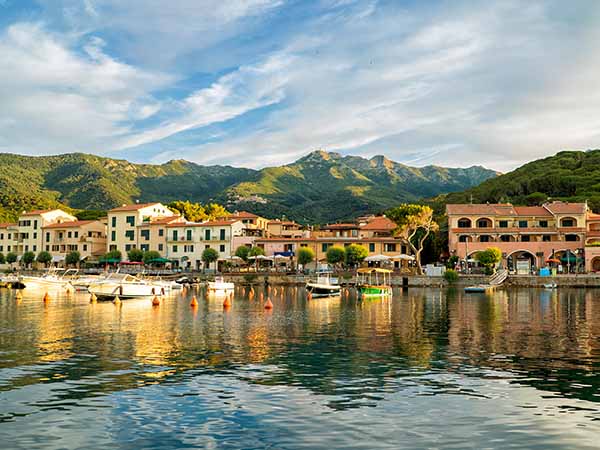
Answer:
(15, 209, 77, 255)
(43, 220, 107, 262)
(267, 220, 306, 238)
(0, 223, 16, 255)
(136, 215, 185, 255)
(107, 203, 174, 256)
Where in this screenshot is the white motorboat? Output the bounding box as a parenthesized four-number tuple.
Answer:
(71, 275, 105, 292)
(87, 273, 161, 299)
(207, 276, 235, 293)
(306, 272, 341, 297)
(21, 268, 77, 290)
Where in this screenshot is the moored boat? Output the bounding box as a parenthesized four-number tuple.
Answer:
(207, 276, 235, 293)
(306, 272, 341, 297)
(88, 273, 160, 299)
(356, 268, 393, 298)
(21, 268, 77, 290)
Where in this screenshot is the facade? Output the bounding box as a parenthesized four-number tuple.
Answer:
(107, 203, 174, 256)
(136, 215, 185, 254)
(166, 219, 244, 270)
(0, 223, 16, 255)
(266, 220, 306, 238)
(584, 213, 600, 272)
(43, 220, 107, 261)
(15, 209, 77, 255)
(447, 202, 587, 271)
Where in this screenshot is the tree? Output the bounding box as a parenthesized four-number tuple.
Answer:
(326, 246, 345, 267)
(204, 203, 229, 220)
(235, 245, 251, 262)
(127, 248, 144, 262)
(66, 251, 81, 267)
(297, 247, 315, 267)
(6, 252, 17, 264)
(143, 250, 161, 264)
(36, 251, 52, 267)
(248, 246, 265, 257)
(202, 247, 219, 271)
(167, 200, 206, 222)
(0, 253, 4, 264)
(103, 249, 122, 262)
(387, 204, 439, 275)
(344, 244, 368, 267)
(22, 251, 35, 267)
(475, 247, 502, 274)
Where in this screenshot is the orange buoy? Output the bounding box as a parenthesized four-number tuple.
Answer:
(113, 295, 121, 305)
(15, 291, 23, 301)
(152, 296, 160, 306)
(264, 298, 273, 310)
(190, 296, 198, 307)
(43, 292, 50, 303)
(90, 293, 97, 303)
(307, 292, 312, 300)
(260, 291, 264, 301)
(223, 296, 232, 308)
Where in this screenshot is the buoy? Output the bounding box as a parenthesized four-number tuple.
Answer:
(43, 292, 50, 303)
(90, 293, 97, 303)
(152, 296, 160, 306)
(113, 295, 121, 305)
(223, 296, 232, 308)
(307, 292, 312, 300)
(190, 296, 198, 307)
(264, 298, 273, 310)
(15, 291, 23, 300)
(260, 292, 264, 301)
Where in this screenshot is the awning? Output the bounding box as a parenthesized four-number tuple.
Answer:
(147, 257, 170, 264)
(51, 255, 65, 262)
(120, 261, 144, 265)
(392, 254, 415, 261)
(365, 254, 391, 262)
(274, 251, 294, 257)
(99, 257, 121, 263)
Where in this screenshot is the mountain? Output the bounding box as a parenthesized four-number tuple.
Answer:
(0, 151, 497, 223)
(431, 149, 600, 213)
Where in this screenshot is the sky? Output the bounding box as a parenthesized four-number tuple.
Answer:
(1, 0, 600, 171)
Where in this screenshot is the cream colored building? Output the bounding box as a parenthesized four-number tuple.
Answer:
(107, 203, 174, 257)
(0, 223, 16, 255)
(166, 219, 244, 270)
(15, 209, 77, 255)
(267, 220, 306, 238)
(136, 215, 185, 254)
(43, 220, 107, 262)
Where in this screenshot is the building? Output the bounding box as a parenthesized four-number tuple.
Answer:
(42, 220, 107, 262)
(15, 209, 77, 255)
(136, 215, 185, 254)
(266, 220, 306, 238)
(166, 219, 244, 270)
(584, 212, 600, 272)
(0, 223, 16, 255)
(107, 203, 174, 257)
(447, 201, 587, 271)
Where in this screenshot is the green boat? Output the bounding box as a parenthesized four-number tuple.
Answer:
(357, 268, 393, 298)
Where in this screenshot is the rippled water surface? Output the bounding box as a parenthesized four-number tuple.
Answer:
(1, 285, 600, 449)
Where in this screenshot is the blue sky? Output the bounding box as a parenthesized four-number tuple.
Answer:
(1, 0, 599, 171)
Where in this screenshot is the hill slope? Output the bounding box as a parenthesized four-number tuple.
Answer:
(432, 149, 600, 213)
(0, 151, 497, 223)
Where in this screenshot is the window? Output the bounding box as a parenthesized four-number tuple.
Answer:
(498, 220, 508, 228)
(369, 243, 375, 252)
(33, 245, 36, 251)
(126, 216, 135, 226)
(33, 232, 37, 239)
(6, 245, 10, 252)
(83, 244, 88, 251)
(479, 235, 490, 242)
(125, 244, 132, 251)
(68, 231, 72, 238)
(542, 235, 551, 242)
(125, 230, 135, 240)
(45, 245, 49, 251)
(141, 244, 149, 251)
(220, 229, 226, 240)
(500, 235, 511, 242)
(158, 244, 164, 251)
(186, 230, 192, 241)
(0, 233, 3, 240)
(52, 245, 59, 252)
(220, 244, 225, 252)
(45, 232, 50, 242)
(521, 235, 530, 242)
(172, 230, 178, 241)
(25, 245, 28, 251)
(109, 244, 116, 251)
(184, 245, 194, 252)
(518, 220, 528, 228)
(565, 234, 579, 242)
(140, 229, 150, 240)
(0, 246, 2, 252)
(158, 229, 164, 237)
(539, 220, 548, 228)
(477, 219, 491, 228)
(322, 243, 330, 252)
(561, 218, 575, 227)
(384, 243, 397, 252)
(457, 218, 471, 228)
(33, 220, 37, 230)
(205, 229, 211, 240)
(205, 245, 210, 249)
(111, 217, 116, 227)
(172, 245, 178, 253)
(111, 230, 116, 241)
(74, 231, 78, 238)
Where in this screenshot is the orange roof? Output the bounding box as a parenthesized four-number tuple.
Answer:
(587, 212, 600, 220)
(43, 220, 96, 229)
(229, 211, 259, 219)
(512, 206, 552, 216)
(360, 216, 396, 231)
(323, 223, 359, 229)
(446, 204, 516, 216)
(0, 222, 16, 228)
(138, 216, 183, 226)
(543, 201, 587, 215)
(109, 203, 162, 212)
(21, 209, 60, 216)
(267, 220, 298, 226)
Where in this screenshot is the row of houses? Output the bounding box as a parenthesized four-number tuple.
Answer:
(0, 203, 409, 269)
(446, 201, 600, 272)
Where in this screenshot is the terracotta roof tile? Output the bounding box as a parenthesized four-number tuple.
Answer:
(543, 201, 587, 215)
(512, 206, 552, 216)
(0, 222, 16, 228)
(360, 216, 396, 230)
(109, 203, 162, 212)
(43, 220, 97, 229)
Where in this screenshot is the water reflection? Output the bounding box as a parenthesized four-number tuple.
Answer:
(0, 286, 599, 447)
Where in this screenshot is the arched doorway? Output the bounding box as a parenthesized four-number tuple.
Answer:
(592, 257, 600, 272)
(552, 249, 582, 273)
(507, 250, 536, 274)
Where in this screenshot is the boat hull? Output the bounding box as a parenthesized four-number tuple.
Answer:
(88, 283, 158, 299)
(358, 285, 392, 298)
(306, 283, 341, 298)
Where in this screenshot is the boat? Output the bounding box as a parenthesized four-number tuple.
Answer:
(542, 282, 558, 289)
(87, 273, 160, 299)
(306, 272, 341, 297)
(71, 274, 105, 291)
(464, 285, 490, 293)
(356, 268, 393, 298)
(0, 274, 25, 289)
(21, 268, 77, 290)
(207, 276, 235, 293)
